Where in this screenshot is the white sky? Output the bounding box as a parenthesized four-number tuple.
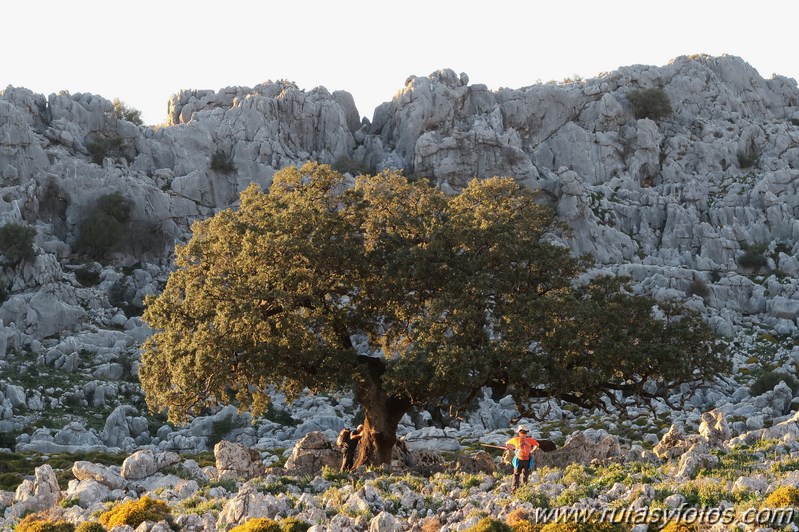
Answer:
(4, 1, 797, 126)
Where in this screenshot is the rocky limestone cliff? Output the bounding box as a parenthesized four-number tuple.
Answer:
(1, 53, 799, 462)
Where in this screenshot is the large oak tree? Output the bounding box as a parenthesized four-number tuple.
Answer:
(141, 162, 729, 466)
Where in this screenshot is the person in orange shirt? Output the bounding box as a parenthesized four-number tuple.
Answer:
(505, 424, 539, 492)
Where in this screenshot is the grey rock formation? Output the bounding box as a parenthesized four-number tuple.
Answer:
(284, 431, 341, 476)
(72, 461, 127, 490)
(214, 440, 265, 481)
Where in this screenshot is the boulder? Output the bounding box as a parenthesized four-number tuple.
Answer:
(370, 510, 405, 532)
(214, 440, 264, 480)
(11, 464, 61, 515)
(536, 432, 621, 468)
(216, 486, 290, 528)
(453, 451, 496, 475)
(283, 431, 340, 477)
(653, 424, 692, 460)
(65, 478, 110, 506)
(120, 450, 178, 480)
(698, 409, 731, 447)
(73, 461, 127, 490)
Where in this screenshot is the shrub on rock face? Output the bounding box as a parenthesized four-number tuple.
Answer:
(628, 87, 673, 120)
(112, 98, 143, 126)
(750, 370, 799, 397)
(211, 150, 237, 174)
(0, 222, 36, 265)
(76, 192, 133, 259)
(14, 513, 75, 532)
(98, 495, 173, 528)
(228, 518, 281, 532)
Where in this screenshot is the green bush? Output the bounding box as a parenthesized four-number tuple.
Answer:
(85, 136, 128, 165)
(229, 518, 281, 532)
(211, 150, 237, 174)
(737, 243, 768, 271)
(0, 222, 36, 264)
(628, 88, 673, 120)
(112, 98, 143, 126)
(738, 152, 759, 169)
(76, 192, 133, 259)
(75, 266, 101, 287)
(332, 155, 371, 176)
(98, 496, 173, 528)
(750, 370, 799, 397)
(686, 278, 710, 299)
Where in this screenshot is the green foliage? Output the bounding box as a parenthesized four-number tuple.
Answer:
(210, 150, 237, 173)
(59, 496, 81, 508)
(463, 517, 511, 532)
(98, 496, 173, 528)
(85, 136, 128, 165)
(332, 155, 371, 176)
(229, 518, 281, 532)
(750, 370, 799, 396)
(763, 486, 799, 507)
(74, 266, 101, 287)
(112, 98, 143, 125)
(628, 88, 673, 120)
(0, 222, 36, 265)
(76, 192, 133, 259)
(141, 163, 729, 466)
(738, 152, 759, 169)
(209, 413, 243, 448)
(513, 486, 550, 508)
(686, 278, 710, 300)
(14, 514, 75, 532)
(737, 243, 768, 271)
(75, 524, 106, 532)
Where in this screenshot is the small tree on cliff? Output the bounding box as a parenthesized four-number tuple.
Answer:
(140, 162, 728, 466)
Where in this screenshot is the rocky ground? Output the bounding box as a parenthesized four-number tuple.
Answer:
(2, 53, 799, 529)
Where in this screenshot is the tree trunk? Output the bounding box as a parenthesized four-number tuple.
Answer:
(353, 355, 411, 468)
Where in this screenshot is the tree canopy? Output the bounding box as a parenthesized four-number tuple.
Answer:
(141, 162, 729, 464)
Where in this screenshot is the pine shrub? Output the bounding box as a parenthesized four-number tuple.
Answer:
(112, 98, 143, 126)
(628, 88, 673, 120)
(211, 150, 237, 173)
(750, 371, 799, 397)
(76, 192, 133, 259)
(0, 222, 36, 264)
